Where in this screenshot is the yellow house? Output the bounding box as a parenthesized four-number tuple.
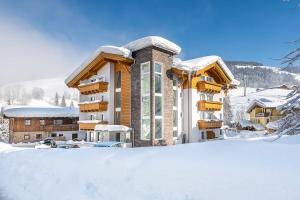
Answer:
(246, 98, 284, 127)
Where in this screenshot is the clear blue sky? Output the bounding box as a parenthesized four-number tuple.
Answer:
(0, 0, 300, 66)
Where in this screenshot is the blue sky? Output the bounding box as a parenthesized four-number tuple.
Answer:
(0, 0, 299, 84)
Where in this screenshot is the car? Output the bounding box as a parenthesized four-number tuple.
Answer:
(94, 141, 123, 148)
(35, 138, 57, 149)
(59, 144, 80, 149)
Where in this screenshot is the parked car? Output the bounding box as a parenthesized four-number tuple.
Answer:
(59, 144, 80, 149)
(35, 138, 57, 149)
(94, 142, 123, 148)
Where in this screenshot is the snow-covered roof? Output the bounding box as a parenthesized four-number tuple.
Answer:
(95, 124, 131, 132)
(123, 36, 181, 55)
(3, 106, 79, 118)
(246, 98, 285, 113)
(65, 45, 131, 85)
(174, 56, 239, 85)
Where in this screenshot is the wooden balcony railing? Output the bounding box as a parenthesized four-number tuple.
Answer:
(44, 124, 79, 132)
(198, 100, 222, 111)
(79, 101, 108, 112)
(197, 81, 222, 93)
(198, 120, 222, 129)
(78, 82, 108, 95)
(79, 121, 108, 130)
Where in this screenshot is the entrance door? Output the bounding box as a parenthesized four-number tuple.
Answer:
(115, 133, 120, 142)
(207, 131, 215, 140)
(72, 133, 78, 140)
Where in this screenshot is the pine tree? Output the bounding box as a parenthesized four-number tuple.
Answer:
(54, 92, 59, 106)
(69, 100, 74, 108)
(223, 96, 233, 126)
(60, 95, 66, 107)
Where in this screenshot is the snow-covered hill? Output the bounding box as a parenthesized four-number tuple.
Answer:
(227, 63, 300, 88)
(0, 78, 78, 108)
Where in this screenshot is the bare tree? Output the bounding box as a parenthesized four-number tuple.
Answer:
(31, 87, 45, 100)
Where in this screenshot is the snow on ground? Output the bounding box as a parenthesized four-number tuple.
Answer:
(229, 87, 292, 121)
(1, 136, 300, 200)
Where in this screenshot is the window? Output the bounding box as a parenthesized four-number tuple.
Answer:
(173, 79, 178, 138)
(36, 134, 42, 140)
(39, 119, 45, 126)
(91, 96, 96, 101)
(100, 114, 104, 121)
(200, 75, 206, 81)
(115, 71, 121, 125)
(90, 114, 96, 120)
(207, 94, 213, 101)
(220, 113, 223, 120)
(115, 111, 121, 125)
(154, 62, 163, 139)
(25, 119, 31, 126)
(59, 134, 63, 137)
(24, 134, 30, 140)
(200, 94, 206, 101)
(200, 112, 206, 120)
(51, 133, 57, 137)
(140, 62, 151, 140)
(53, 120, 63, 125)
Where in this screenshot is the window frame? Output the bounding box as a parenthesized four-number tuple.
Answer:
(24, 119, 31, 126)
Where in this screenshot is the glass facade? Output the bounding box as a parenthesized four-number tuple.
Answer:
(140, 62, 151, 140)
(115, 71, 121, 125)
(154, 62, 163, 139)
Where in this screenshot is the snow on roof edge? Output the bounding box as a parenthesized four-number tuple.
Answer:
(3, 106, 79, 118)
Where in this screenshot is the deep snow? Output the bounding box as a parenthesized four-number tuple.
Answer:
(0, 136, 300, 200)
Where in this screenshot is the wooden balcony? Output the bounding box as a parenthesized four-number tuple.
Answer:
(44, 124, 79, 132)
(79, 121, 108, 131)
(78, 82, 108, 95)
(79, 101, 108, 112)
(198, 100, 222, 111)
(197, 81, 222, 93)
(198, 120, 222, 129)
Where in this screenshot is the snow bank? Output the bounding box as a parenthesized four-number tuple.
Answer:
(0, 142, 13, 153)
(275, 135, 300, 145)
(3, 106, 79, 118)
(123, 36, 181, 55)
(1, 140, 300, 200)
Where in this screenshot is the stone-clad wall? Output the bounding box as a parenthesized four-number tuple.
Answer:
(131, 46, 174, 147)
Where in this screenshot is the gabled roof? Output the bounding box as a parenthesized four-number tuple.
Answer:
(246, 98, 285, 113)
(65, 46, 133, 87)
(123, 36, 181, 55)
(173, 56, 239, 85)
(3, 106, 79, 118)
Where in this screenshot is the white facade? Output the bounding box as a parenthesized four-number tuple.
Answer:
(79, 62, 115, 125)
(182, 87, 225, 143)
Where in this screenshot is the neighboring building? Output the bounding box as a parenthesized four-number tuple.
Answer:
(3, 106, 84, 143)
(65, 36, 238, 146)
(246, 98, 284, 127)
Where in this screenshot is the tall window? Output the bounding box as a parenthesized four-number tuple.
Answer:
(24, 119, 31, 126)
(140, 62, 151, 140)
(154, 62, 163, 139)
(173, 80, 178, 137)
(115, 71, 121, 125)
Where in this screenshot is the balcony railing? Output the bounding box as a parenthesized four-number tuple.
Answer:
(197, 81, 222, 93)
(198, 100, 222, 111)
(79, 121, 108, 130)
(78, 81, 108, 95)
(79, 101, 108, 112)
(255, 113, 270, 117)
(198, 120, 222, 129)
(44, 124, 79, 132)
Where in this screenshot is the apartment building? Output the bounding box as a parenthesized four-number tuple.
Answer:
(65, 36, 238, 146)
